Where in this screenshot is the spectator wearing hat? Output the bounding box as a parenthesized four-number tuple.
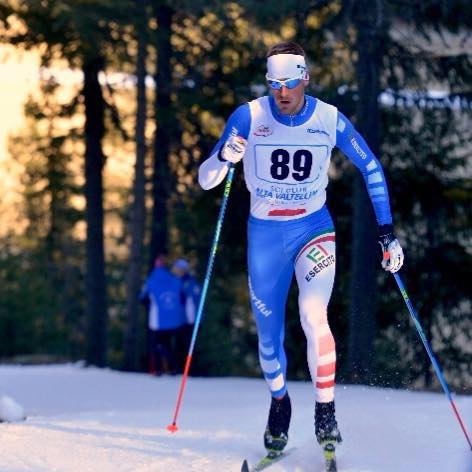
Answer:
(172, 258, 201, 355)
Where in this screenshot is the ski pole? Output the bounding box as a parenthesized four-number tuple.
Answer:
(393, 272, 472, 450)
(167, 164, 236, 432)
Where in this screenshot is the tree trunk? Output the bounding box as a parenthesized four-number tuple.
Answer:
(83, 55, 108, 367)
(149, 4, 173, 267)
(347, 0, 386, 383)
(123, 0, 148, 372)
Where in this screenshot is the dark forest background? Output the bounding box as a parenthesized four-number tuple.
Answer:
(0, 0, 470, 392)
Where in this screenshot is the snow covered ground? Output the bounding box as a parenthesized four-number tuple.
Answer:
(0, 364, 470, 472)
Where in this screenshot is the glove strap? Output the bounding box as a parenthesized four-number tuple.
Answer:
(378, 224, 394, 262)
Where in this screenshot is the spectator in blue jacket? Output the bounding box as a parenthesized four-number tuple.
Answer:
(140, 254, 186, 375)
(172, 258, 202, 353)
(172, 259, 201, 325)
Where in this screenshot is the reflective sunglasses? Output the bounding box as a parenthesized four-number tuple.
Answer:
(266, 74, 305, 90)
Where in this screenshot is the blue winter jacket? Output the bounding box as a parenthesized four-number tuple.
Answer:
(140, 267, 186, 330)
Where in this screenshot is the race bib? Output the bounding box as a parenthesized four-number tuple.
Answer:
(254, 144, 328, 186)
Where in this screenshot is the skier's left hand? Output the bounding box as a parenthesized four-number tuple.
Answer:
(378, 225, 404, 273)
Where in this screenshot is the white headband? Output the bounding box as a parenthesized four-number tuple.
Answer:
(266, 54, 308, 80)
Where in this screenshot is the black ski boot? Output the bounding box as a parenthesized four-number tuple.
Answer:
(314, 401, 342, 445)
(263, 393, 291, 453)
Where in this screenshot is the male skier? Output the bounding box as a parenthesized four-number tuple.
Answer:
(198, 41, 404, 457)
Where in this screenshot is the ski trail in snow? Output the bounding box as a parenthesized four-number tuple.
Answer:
(0, 365, 470, 471)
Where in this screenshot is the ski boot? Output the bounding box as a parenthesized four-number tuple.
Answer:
(263, 393, 291, 454)
(315, 401, 342, 471)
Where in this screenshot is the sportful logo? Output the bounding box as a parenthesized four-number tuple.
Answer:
(254, 125, 273, 137)
(307, 129, 329, 136)
(248, 278, 272, 317)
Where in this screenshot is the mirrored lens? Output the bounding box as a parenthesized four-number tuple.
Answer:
(267, 80, 283, 90)
(284, 78, 302, 89)
(267, 77, 302, 90)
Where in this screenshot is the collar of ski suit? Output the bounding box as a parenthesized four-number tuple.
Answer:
(268, 94, 317, 127)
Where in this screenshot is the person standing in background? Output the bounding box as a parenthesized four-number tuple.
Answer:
(140, 254, 186, 375)
(172, 258, 201, 356)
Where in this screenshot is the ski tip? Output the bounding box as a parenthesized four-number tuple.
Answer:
(240, 459, 249, 472)
(167, 423, 179, 433)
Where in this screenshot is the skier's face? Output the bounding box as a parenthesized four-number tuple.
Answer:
(270, 78, 308, 115)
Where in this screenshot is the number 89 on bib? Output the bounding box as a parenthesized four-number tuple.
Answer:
(254, 144, 328, 185)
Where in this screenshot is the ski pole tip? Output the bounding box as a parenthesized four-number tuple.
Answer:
(167, 423, 179, 433)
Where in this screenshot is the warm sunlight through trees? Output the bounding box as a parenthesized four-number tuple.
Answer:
(0, 1, 470, 393)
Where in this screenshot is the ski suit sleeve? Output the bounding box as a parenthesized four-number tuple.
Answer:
(335, 111, 393, 226)
(198, 103, 251, 190)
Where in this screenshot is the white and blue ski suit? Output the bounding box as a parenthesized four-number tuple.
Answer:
(199, 94, 393, 402)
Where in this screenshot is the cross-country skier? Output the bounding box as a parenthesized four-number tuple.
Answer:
(198, 41, 404, 457)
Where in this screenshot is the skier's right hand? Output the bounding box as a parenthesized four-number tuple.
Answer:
(218, 135, 247, 163)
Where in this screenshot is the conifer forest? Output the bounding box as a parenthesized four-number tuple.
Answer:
(0, 0, 470, 393)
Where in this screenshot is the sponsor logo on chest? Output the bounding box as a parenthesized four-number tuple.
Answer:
(307, 128, 329, 137)
(253, 124, 273, 137)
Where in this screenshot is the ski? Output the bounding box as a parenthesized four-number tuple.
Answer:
(241, 447, 295, 472)
(322, 442, 337, 472)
